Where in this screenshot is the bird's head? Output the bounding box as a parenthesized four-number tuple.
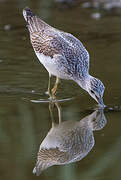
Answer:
(87, 76, 105, 108)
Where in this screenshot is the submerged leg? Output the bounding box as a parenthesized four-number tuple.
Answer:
(51, 77, 59, 96)
(55, 101, 62, 124)
(49, 100, 62, 127)
(49, 101, 55, 127)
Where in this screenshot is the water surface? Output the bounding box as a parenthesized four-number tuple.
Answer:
(0, 0, 121, 180)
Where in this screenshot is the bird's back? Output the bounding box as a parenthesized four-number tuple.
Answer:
(23, 8, 89, 79)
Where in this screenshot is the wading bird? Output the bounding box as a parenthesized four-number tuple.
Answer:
(23, 8, 105, 108)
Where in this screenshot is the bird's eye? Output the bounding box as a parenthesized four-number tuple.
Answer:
(91, 90, 94, 94)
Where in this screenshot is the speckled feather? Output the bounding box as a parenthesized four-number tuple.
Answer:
(23, 8, 89, 80)
(23, 8, 105, 107)
(32, 110, 106, 175)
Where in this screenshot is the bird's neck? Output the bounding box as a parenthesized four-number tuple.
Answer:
(75, 75, 92, 91)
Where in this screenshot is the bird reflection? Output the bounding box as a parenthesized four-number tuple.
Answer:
(33, 101, 106, 176)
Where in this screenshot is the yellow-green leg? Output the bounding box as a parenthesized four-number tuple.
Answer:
(51, 77, 59, 96)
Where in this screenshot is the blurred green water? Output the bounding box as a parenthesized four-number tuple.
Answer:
(0, 0, 121, 180)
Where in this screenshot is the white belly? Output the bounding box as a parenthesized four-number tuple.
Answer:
(35, 52, 72, 80)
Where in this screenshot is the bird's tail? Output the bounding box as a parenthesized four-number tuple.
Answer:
(23, 7, 48, 33)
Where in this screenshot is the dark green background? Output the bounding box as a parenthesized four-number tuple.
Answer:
(0, 0, 121, 179)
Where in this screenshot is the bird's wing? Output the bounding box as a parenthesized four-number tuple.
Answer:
(30, 31, 60, 58)
(51, 32, 90, 77)
(30, 32, 89, 77)
(23, 8, 89, 74)
(46, 29, 90, 75)
(57, 30, 90, 68)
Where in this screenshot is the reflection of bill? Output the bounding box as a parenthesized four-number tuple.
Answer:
(33, 102, 106, 176)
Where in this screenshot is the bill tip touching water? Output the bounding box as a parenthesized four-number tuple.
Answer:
(23, 7, 105, 108)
